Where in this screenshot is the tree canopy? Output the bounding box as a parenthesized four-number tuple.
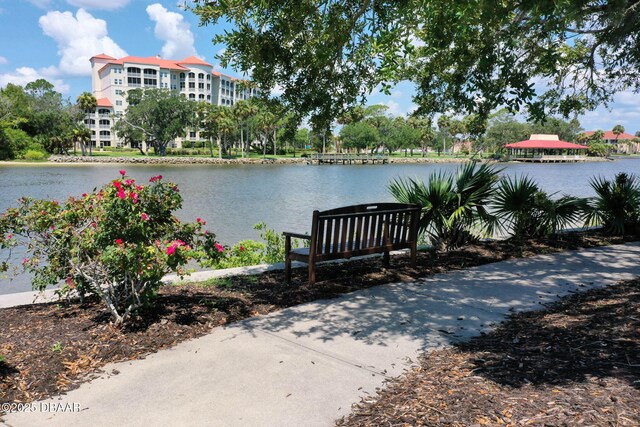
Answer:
(191, 0, 640, 126)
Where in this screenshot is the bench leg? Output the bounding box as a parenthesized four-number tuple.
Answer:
(285, 235, 292, 283)
(410, 242, 417, 268)
(383, 250, 390, 268)
(308, 260, 316, 285)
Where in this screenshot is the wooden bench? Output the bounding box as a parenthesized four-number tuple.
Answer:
(283, 203, 421, 285)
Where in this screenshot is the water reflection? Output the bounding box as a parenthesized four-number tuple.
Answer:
(1, 159, 638, 294)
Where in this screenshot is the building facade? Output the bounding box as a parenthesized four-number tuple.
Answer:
(582, 130, 639, 154)
(88, 53, 259, 149)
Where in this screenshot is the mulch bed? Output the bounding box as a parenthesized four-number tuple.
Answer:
(336, 278, 640, 426)
(1, 231, 638, 419)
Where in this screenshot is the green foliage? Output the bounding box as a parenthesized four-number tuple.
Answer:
(51, 342, 63, 353)
(493, 175, 585, 239)
(209, 222, 303, 269)
(113, 89, 196, 156)
(340, 121, 379, 153)
(0, 127, 33, 160)
(21, 149, 47, 161)
(388, 162, 500, 251)
(585, 173, 640, 235)
(0, 172, 224, 325)
(191, 1, 636, 125)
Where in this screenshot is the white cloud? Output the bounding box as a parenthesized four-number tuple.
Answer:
(67, 0, 130, 10)
(381, 100, 418, 117)
(578, 90, 640, 133)
(146, 3, 197, 59)
(0, 66, 70, 93)
(0, 56, 7, 65)
(38, 8, 127, 77)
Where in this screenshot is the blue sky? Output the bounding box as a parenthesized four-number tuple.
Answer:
(0, 0, 637, 134)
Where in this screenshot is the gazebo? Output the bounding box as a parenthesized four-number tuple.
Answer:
(505, 134, 588, 162)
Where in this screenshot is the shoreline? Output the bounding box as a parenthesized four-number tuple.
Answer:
(0, 154, 618, 166)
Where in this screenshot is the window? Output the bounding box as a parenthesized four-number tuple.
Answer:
(198, 73, 204, 79)
(99, 119, 110, 126)
(143, 78, 157, 86)
(207, 84, 210, 90)
(127, 67, 141, 74)
(190, 131, 196, 138)
(207, 95, 211, 101)
(180, 73, 185, 80)
(189, 82, 195, 89)
(188, 72, 195, 79)
(198, 83, 204, 89)
(180, 82, 185, 89)
(172, 74, 176, 80)
(207, 75, 211, 81)
(98, 108, 110, 115)
(116, 100, 123, 106)
(128, 77, 141, 86)
(189, 94, 195, 99)
(198, 94, 205, 100)
(143, 68, 157, 76)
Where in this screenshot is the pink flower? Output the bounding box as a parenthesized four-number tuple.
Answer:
(117, 190, 126, 199)
(166, 240, 186, 255)
(140, 213, 150, 221)
(90, 222, 97, 228)
(214, 243, 224, 253)
(119, 170, 126, 176)
(196, 218, 206, 225)
(6, 234, 12, 239)
(82, 193, 87, 198)
(21, 258, 29, 265)
(114, 181, 122, 190)
(129, 192, 139, 204)
(65, 277, 76, 288)
(239, 245, 245, 252)
(115, 239, 123, 245)
(166, 246, 176, 255)
(149, 175, 163, 182)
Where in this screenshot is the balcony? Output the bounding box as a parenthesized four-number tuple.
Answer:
(127, 72, 141, 77)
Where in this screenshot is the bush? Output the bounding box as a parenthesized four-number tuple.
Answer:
(209, 222, 304, 269)
(492, 175, 585, 239)
(0, 171, 224, 325)
(21, 149, 47, 161)
(586, 172, 640, 235)
(388, 162, 500, 251)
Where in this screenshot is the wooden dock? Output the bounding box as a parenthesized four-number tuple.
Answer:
(308, 153, 389, 165)
(511, 154, 587, 163)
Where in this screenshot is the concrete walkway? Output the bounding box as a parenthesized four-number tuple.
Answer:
(2, 243, 640, 427)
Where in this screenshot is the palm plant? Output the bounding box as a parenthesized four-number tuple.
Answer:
(492, 175, 585, 239)
(585, 172, 640, 235)
(388, 162, 500, 251)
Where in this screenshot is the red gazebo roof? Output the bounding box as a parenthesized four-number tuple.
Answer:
(505, 140, 588, 150)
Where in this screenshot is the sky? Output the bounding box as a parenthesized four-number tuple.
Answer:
(0, 0, 638, 134)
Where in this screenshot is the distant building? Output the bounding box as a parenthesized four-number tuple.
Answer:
(88, 53, 260, 149)
(582, 130, 639, 154)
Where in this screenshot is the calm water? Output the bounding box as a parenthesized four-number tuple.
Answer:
(1, 159, 639, 294)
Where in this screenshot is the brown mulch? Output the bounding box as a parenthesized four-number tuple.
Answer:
(0, 231, 638, 416)
(336, 278, 640, 427)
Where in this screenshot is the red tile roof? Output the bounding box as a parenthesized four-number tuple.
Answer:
(177, 56, 212, 67)
(96, 97, 113, 108)
(583, 131, 636, 140)
(103, 56, 191, 71)
(91, 53, 116, 61)
(505, 140, 588, 150)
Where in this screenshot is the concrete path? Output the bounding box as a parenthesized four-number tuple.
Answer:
(3, 243, 640, 427)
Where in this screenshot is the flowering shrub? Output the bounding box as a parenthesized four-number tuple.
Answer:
(0, 172, 223, 325)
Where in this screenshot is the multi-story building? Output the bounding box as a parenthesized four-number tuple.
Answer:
(88, 53, 260, 148)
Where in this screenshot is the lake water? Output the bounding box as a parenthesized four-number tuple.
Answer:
(1, 158, 639, 294)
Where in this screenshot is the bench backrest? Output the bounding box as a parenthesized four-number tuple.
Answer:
(309, 203, 421, 260)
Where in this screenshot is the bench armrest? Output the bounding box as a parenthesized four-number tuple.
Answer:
(283, 231, 311, 240)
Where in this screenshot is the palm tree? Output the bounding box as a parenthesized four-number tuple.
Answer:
(76, 92, 97, 156)
(72, 125, 92, 156)
(492, 175, 585, 239)
(612, 124, 625, 153)
(585, 172, 640, 235)
(232, 100, 259, 158)
(389, 162, 501, 251)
